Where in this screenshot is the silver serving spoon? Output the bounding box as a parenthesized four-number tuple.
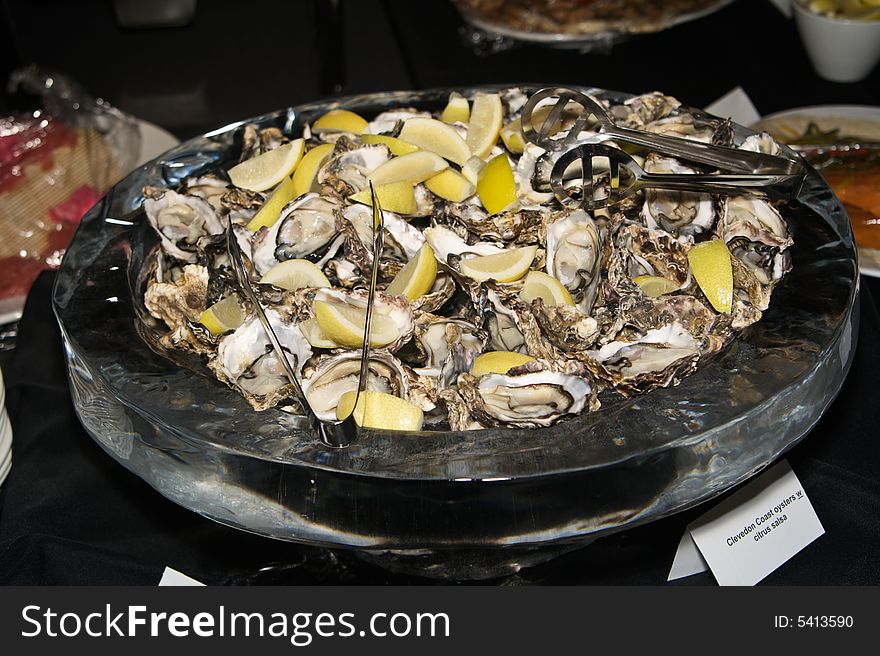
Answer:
(551, 143, 805, 211)
(225, 182, 385, 447)
(521, 86, 807, 178)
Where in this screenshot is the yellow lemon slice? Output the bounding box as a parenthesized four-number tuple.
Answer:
(520, 271, 575, 306)
(291, 143, 334, 198)
(312, 299, 400, 348)
(424, 168, 476, 202)
(246, 175, 298, 231)
(461, 155, 487, 187)
(633, 275, 680, 298)
(312, 109, 368, 134)
(687, 240, 733, 313)
(477, 154, 517, 215)
(459, 245, 537, 283)
(335, 390, 424, 432)
(299, 317, 339, 349)
(385, 243, 438, 300)
(470, 351, 536, 377)
(228, 139, 305, 192)
(259, 259, 331, 290)
(466, 92, 503, 159)
(440, 92, 470, 124)
(500, 119, 526, 155)
(198, 296, 244, 336)
(368, 150, 449, 186)
(350, 181, 417, 215)
(397, 117, 471, 165)
(361, 134, 420, 156)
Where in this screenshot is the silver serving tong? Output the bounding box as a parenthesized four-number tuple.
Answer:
(521, 86, 807, 178)
(225, 182, 385, 448)
(552, 143, 806, 211)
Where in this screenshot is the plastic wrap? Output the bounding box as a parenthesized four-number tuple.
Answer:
(0, 66, 141, 322)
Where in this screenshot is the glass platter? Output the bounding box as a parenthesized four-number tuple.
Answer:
(52, 86, 858, 579)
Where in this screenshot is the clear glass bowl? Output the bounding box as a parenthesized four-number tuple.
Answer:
(53, 87, 858, 579)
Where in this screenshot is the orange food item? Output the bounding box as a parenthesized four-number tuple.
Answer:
(821, 164, 880, 249)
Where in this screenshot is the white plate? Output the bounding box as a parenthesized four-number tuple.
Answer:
(0, 119, 180, 326)
(754, 105, 880, 279)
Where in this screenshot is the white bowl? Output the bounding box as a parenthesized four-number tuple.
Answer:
(793, 1, 880, 82)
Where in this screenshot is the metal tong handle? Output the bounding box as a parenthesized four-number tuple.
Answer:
(552, 143, 804, 210)
(522, 86, 806, 177)
(225, 183, 385, 448)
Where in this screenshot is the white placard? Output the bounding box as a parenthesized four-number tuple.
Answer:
(158, 566, 205, 587)
(704, 87, 762, 127)
(688, 460, 824, 586)
(667, 528, 709, 581)
(768, 0, 793, 18)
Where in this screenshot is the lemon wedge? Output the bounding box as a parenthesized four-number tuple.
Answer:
(335, 390, 424, 431)
(459, 245, 537, 283)
(470, 351, 535, 377)
(687, 240, 733, 313)
(440, 92, 470, 124)
(385, 243, 438, 300)
(368, 150, 449, 186)
(477, 154, 517, 215)
(198, 296, 244, 336)
(633, 275, 680, 298)
(350, 181, 417, 215)
(247, 175, 298, 231)
(361, 134, 420, 156)
(424, 168, 476, 202)
(312, 299, 400, 348)
(500, 119, 526, 155)
(228, 139, 305, 192)
(398, 118, 471, 165)
(259, 259, 331, 290)
(291, 143, 334, 198)
(466, 92, 503, 158)
(312, 109, 368, 134)
(461, 156, 487, 186)
(520, 271, 575, 307)
(299, 317, 339, 349)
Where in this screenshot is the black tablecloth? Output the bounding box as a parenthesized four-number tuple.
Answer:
(2, 0, 880, 585)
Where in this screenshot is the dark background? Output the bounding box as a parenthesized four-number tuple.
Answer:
(0, 0, 879, 585)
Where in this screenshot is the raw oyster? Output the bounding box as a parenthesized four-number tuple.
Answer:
(545, 209, 603, 314)
(580, 322, 701, 395)
(640, 155, 714, 239)
(144, 188, 224, 263)
(456, 368, 595, 429)
(211, 309, 312, 411)
(340, 203, 425, 273)
(251, 193, 340, 274)
(318, 141, 390, 197)
(301, 350, 431, 421)
(412, 312, 487, 388)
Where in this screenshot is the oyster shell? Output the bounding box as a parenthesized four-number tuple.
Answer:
(640, 155, 714, 239)
(412, 312, 487, 388)
(251, 193, 341, 275)
(456, 368, 595, 429)
(301, 350, 432, 421)
(318, 141, 390, 197)
(144, 188, 224, 263)
(545, 209, 603, 315)
(211, 309, 313, 411)
(580, 322, 701, 395)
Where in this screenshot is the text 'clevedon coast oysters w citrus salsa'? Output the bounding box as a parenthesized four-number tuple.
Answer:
(141, 87, 793, 433)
